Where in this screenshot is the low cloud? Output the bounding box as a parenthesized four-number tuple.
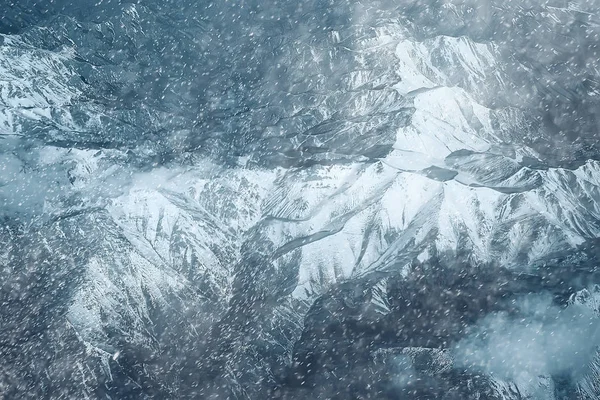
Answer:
(452, 293, 600, 381)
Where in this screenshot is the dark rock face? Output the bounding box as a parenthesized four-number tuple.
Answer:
(3, 1, 600, 399)
(280, 258, 600, 399)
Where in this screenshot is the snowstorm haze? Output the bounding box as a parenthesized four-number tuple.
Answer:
(453, 293, 600, 380)
(2, 0, 600, 399)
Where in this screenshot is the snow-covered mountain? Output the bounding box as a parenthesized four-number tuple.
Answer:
(2, 1, 600, 398)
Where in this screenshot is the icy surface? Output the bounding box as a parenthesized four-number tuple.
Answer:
(2, 1, 600, 399)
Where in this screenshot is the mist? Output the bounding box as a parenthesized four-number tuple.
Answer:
(452, 293, 600, 382)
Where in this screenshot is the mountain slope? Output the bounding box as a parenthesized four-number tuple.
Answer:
(2, 1, 600, 399)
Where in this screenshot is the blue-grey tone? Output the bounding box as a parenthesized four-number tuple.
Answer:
(2, 1, 600, 398)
